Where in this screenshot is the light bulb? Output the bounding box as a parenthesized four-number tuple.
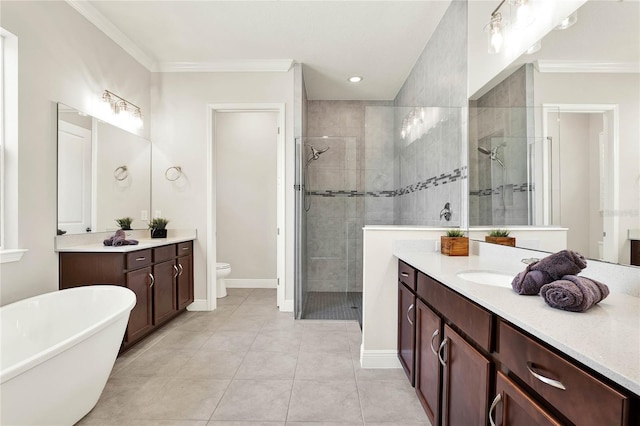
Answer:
(487, 14, 503, 54)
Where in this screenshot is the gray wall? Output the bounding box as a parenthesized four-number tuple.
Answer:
(393, 0, 468, 226)
(469, 64, 534, 226)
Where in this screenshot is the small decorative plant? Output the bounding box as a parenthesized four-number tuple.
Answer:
(445, 229, 466, 238)
(115, 217, 134, 231)
(488, 229, 510, 237)
(441, 228, 469, 256)
(486, 228, 516, 247)
(149, 218, 169, 238)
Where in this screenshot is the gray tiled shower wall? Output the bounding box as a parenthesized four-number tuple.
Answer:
(303, 0, 470, 292)
(468, 64, 534, 226)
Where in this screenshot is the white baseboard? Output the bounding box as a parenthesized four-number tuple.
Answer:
(360, 350, 402, 369)
(279, 299, 293, 312)
(186, 299, 210, 311)
(225, 278, 277, 289)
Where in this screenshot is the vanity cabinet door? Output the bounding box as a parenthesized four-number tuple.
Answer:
(125, 266, 153, 343)
(398, 281, 416, 386)
(441, 324, 491, 426)
(415, 299, 442, 425)
(153, 260, 178, 325)
(176, 253, 194, 310)
(490, 371, 562, 426)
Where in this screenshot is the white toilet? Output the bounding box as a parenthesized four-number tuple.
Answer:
(216, 262, 231, 298)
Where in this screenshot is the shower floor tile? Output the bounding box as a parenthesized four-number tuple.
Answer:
(302, 292, 362, 325)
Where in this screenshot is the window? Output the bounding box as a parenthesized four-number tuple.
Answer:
(0, 27, 25, 263)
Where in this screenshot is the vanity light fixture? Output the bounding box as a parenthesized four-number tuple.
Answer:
(485, 0, 506, 54)
(485, 0, 535, 54)
(347, 76, 363, 83)
(102, 90, 143, 130)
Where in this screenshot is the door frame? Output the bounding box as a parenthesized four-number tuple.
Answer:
(542, 103, 619, 263)
(206, 103, 286, 310)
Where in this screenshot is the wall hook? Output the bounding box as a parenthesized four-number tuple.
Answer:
(113, 165, 129, 181)
(165, 166, 183, 181)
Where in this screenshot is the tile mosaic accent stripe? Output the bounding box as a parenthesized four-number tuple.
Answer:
(307, 166, 468, 198)
(470, 182, 534, 196)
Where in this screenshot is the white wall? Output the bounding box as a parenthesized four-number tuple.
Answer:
(0, 1, 150, 305)
(150, 71, 295, 306)
(534, 72, 640, 264)
(216, 111, 277, 280)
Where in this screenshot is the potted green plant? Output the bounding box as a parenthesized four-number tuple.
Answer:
(149, 217, 169, 239)
(485, 229, 516, 247)
(115, 217, 134, 231)
(441, 229, 469, 256)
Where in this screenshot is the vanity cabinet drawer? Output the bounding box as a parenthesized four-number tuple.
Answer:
(398, 261, 417, 290)
(154, 244, 176, 262)
(498, 320, 630, 426)
(177, 241, 192, 256)
(417, 272, 493, 351)
(126, 249, 152, 270)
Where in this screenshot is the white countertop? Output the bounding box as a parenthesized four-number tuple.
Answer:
(56, 236, 196, 253)
(394, 249, 640, 396)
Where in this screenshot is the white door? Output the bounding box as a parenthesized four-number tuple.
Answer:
(58, 120, 92, 233)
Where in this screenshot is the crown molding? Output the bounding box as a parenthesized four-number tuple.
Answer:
(156, 60, 294, 73)
(535, 60, 640, 74)
(65, 0, 156, 71)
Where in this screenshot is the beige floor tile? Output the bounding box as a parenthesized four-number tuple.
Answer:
(226, 288, 254, 297)
(112, 348, 196, 378)
(132, 421, 209, 426)
(285, 423, 363, 426)
(357, 380, 429, 423)
(75, 417, 133, 425)
(364, 422, 431, 426)
(217, 295, 250, 306)
(235, 351, 298, 380)
(243, 291, 277, 305)
(211, 380, 293, 421)
(209, 422, 285, 426)
(295, 352, 354, 381)
(178, 314, 229, 332)
(136, 377, 230, 420)
(217, 316, 266, 332)
(83, 376, 169, 419)
(154, 330, 214, 350)
(287, 380, 363, 423)
(301, 321, 349, 333)
(352, 361, 407, 382)
(179, 350, 246, 379)
(261, 316, 304, 332)
(250, 330, 303, 353)
(202, 330, 258, 352)
(299, 330, 351, 353)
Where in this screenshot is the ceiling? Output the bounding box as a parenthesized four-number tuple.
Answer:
(75, 0, 452, 101)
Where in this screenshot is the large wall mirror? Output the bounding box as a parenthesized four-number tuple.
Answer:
(468, 0, 639, 266)
(57, 103, 151, 235)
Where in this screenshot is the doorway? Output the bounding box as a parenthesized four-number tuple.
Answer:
(543, 104, 619, 263)
(207, 104, 285, 311)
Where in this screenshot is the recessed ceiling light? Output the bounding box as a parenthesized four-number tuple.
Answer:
(348, 76, 363, 83)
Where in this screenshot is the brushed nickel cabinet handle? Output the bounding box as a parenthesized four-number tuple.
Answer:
(526, 362, 566, 390)
(438, 337, 448, 366)
(173, 264, 179, 279)
(400, 272, 409, 277)
(178, 263, 184, 276)
(430, 329, 440, 356)
(407, 303, 414, 325)
(489, 393, 502, 426)
(136, 257, 146, 261)
(148, 273, 155, 288)
(182, 247, 189, 251)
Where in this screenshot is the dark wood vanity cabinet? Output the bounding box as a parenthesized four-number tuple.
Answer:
(59, 240, 195, 351)
(397, 260, 637, 426)
(398, 277, 416, 385)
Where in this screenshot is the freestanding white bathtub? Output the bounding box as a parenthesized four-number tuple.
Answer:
(0, 285, 136, 425)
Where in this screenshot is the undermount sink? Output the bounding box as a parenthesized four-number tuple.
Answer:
(457, 270, 515, 288)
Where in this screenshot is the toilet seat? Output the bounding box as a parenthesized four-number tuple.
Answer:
(216, 262, 230, 270)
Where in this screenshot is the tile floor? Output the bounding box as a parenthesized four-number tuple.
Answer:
(77, 288, 430, 426)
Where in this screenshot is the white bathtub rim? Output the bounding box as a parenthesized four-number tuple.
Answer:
(0, 285, 135, 384)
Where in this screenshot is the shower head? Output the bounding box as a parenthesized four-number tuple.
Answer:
(478, 145, 504, 167)
(310, 145, 329, 160)
(478, 146, 492, 155)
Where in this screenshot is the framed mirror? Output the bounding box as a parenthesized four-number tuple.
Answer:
(57, 103, 151, 235)
(468, 0, 639, 266)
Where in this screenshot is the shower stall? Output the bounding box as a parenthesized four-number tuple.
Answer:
(295, 136, 362, 321)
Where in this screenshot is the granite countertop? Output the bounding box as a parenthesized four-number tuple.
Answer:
(56, 236, 196, 253)
(393, 249, 640, 396)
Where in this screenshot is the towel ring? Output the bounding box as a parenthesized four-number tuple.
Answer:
(114, 165, 129, 181)
(165, 166, 183, 181)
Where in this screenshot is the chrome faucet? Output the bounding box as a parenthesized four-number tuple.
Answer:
(521, 258, 540, 265)
(440, 202, 451, 222)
